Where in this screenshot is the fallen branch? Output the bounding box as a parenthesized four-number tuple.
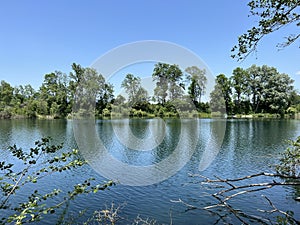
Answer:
(170, 198, 197, 210)
(259, 195, 300, 225)
(179, 172, 300, 224)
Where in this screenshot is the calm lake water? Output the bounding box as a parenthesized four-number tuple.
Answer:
(0, 118, 300, 224)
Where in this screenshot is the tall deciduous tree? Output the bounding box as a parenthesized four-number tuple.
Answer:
(215, 74, 233, 114)
(241, 64, 295, 115)
(152, 63, 171, 104)
(168, 64, 184, 100)
(246, 65, 261, 112)
(114, 94, 126, 106)
(246, 65, 278, 113)
(121, 74, 148, 107)
(264, 72, 294, 116)
(96, 82, 114, 114)
(70, 64, 114, 116)
(231, 67, 249, 113)
(69, 63, 85, 106)
(12, 84, 37, 117)
(185, 66, 207, 103)
(210, 84, 226, 114)
(121, 74, 141, 104)
(152, 63, 184, 104)
(0, 80, 14, 118)
(0, 80, 14, 106)
(39, 71, 69, 117)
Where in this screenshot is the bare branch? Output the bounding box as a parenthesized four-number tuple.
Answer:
(178, 172, 300, 224)
(260, 195, 300, 225)
(170, 198, 197, 210)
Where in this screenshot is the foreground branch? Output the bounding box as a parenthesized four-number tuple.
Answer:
(173, 172, 300, 224)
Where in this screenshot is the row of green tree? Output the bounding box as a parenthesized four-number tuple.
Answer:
(210, 65, 299, 116)
(0, 63, 299, 119)
(0, 63, 113, 119)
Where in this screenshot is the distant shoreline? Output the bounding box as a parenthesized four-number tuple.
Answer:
(1, 112, 298, 120)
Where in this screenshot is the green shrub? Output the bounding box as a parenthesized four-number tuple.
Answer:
(0, 138, 114, 224)
(276, 136, 300, 177)
(211, 111, 223, 117)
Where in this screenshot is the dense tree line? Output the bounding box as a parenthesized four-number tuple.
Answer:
(210, 65, 298, 117)
(0, 63, 113, 119)
(0, 63, 298, 119)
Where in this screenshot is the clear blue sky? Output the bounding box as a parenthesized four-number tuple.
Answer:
(0, 0, 299, 90)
